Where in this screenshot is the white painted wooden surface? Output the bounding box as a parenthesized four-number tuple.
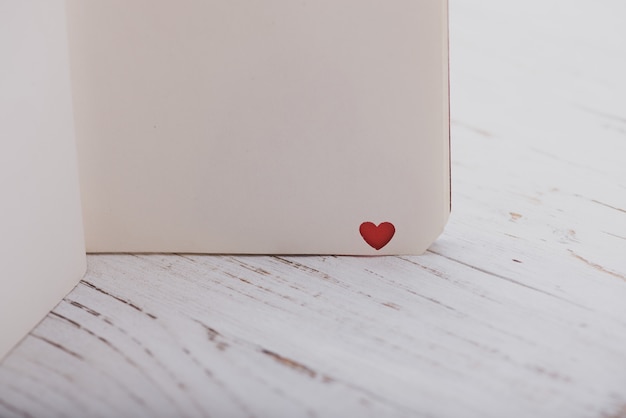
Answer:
(2, 1, 626, 417)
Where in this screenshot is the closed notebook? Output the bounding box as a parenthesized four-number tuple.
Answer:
(67, 0, 450, 255)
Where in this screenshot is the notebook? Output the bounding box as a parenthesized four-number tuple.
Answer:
(1, 0, 449, 359)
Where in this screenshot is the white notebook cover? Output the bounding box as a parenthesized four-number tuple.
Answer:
(0, 1, 86, 360)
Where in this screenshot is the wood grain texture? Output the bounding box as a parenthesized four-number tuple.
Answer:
(2, 0, 626, 417)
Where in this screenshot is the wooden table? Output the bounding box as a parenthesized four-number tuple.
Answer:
(2, 1, 625, 416)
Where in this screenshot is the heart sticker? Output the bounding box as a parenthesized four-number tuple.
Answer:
(359, 222, 396, 250)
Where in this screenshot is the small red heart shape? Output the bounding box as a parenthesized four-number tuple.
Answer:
(359, 222, 396, 250)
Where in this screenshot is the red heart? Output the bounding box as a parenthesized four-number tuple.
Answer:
(359, 222, 395, 250)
